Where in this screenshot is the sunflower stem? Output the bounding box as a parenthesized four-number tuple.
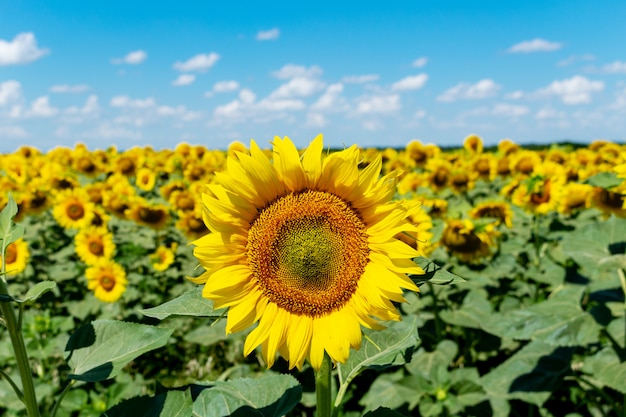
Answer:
(0, 280, 40, 417)
(315, 354, 333, 417)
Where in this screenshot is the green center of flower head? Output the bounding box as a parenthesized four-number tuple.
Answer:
(247, 190, 370, 317)
(275, 218, 341, 291)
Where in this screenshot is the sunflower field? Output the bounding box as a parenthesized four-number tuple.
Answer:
(1, 135, 625, 417)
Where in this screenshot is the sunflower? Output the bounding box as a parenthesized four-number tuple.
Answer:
(85, 259, 127, 303)
(440, 218, 498, 263)
(1, 238, 30, 276)
(469, 201, 514, 228)
(463, 134, 483, 155)
(511, 162, 566, 215)
(75, 227, 115, 265)
(175, 209, 210, 240)
(558, 183, 593, 215)
(591, 187, 626, 218)
(150, 243, 179, 271)
(135, 167, 157, 192)
(190, 135, 424, 370)
(125, 198, 171, 229)
(52, 188, 95, 229)
(395, 203, 434, 257)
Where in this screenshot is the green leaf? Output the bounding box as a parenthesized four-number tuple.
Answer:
(440, 290, 493, 330)
(0, 195, 24, 255)
(581, 347, 626, 394)
(65, 320, 174, 382)
(337, 317, 419, 395)
(480, 340, 573, 414)
(104, 389, 193, 417)
(412, 257, 466, 285)
(359, 369, 423, 412)
(484, 286, 601, 346)
(192, 374, 301, 417)
(405, 339, 458, 379)
(140, 286, 223, 320)
(363, 406, 410, 416)
(19, 281, 56, 303)
(583, 171, 623, 189)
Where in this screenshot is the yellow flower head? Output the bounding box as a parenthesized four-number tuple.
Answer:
(150, 243, 179, 271)
(75, 227, 115, 265)
(85, 259, 127, 303)
(440, 218, 498, 263)
(1, 238, 30, 276)
(52, 188, 95, 229)
(191, 135, 424, 370)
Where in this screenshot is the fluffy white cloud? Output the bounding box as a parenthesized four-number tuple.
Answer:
(112, 50, 147, 65)
(412, 57, 428, 68)
(26, 96, 58, 118)
(213, 80, 240, 92)
(84, 123, 142, 140)
(437, 79, 501, 102)
(341, 74, 379, 84)
(50, 84, 90, 93)
(269, 77, 326, 99)
(0, 32, 49, 66)
(507, 38, 562, 53)
(558, 54, 595, 67)
(256, 28, 280, 41)
(172, 74, 196, 86)
(311, 83, 347, 111)
(535, 107, 566, 119)
(602, 61, 626, 74)
(110, 96, 156, 108)
(505, 90, 524, 100)
(256, 98, 305, 111)
(355, 94, 400, 114)
(0, 126, 28, 138)
(173, 53, 220, 72)
(239, 89, 256, 104)
(306, 113, 326, 128)
(391, 74, 428, 91)
(272, 64, 323, 79)
(65, 95, 100, 116)
(156, 105, 202, 121)
(0, 80, 22, 106)
(538, 75, 604, 104)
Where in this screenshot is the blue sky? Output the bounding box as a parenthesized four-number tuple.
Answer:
(1, 1, 626, 152)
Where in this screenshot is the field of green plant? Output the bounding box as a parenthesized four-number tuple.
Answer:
(1, 136, 625, 416)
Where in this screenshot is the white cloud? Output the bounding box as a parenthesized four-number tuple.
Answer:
(538, 75, 604, 104)
(0, 126, 28, 138)
(84, 123, 142, 140)
(172, 74, 196, 86)
(311, 83, 348, 112)
(26, 96, 58, 118)
(112, 50, 147, 65)
(355, 94, 400, 114)
(535, 107, 566, 120)
(602, 61, 626, 74)
(412, 57, 428, 68)
(414, 109, 427, 118)
(491, 103, 529, 117)
(306, 113, 326, 128)
(256, 98, 305, 111)
(272, 64, 323, 79)
(256, 28, 280, 41)
(239, 89, 256, 104)
(173, 53, 220, 72)
(269, 77, 326, 99)
(110, 96, 156, 108)
(341, 74, 379, 84)
(0, 80, 22, 106)
(391, 73, 428, 91)
(156, 105, 202, 121)
(506, 90, 524, 100)
(437, 79, 501, 102)
(213, 80, 240, 92)
(0, 32, 49, 66)
(507, 38, 562, 53)
(50, 84, 90, 93)
(65, 95, 100, 116)
(558, 54, 595, 67)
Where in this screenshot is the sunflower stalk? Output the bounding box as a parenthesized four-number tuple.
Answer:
(315, 354, 333, 417)
(0, 280, 41, 417)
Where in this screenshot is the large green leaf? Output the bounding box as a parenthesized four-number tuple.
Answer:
(20, 281, 57, 303)
(412, 257, 466, 285)
(363, 407, 408, 417)
(561, 216, 626, 288)
(484, 286, 601, 346)
(141, 286, 223, 320)
(440, 290, 493, 330)
(104, 389, 193, 417)
(0, 195, 24, 255)
(65, 320, 174, 382)
(480, 340, 574, 416)
(336, 317, 419, 397)
(583, 172, 623, 189)
(405, 339, 458, 378)
(192, 374, 301, 417)
(359, 369, 425, 412)
(581, 347, 626, 394)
